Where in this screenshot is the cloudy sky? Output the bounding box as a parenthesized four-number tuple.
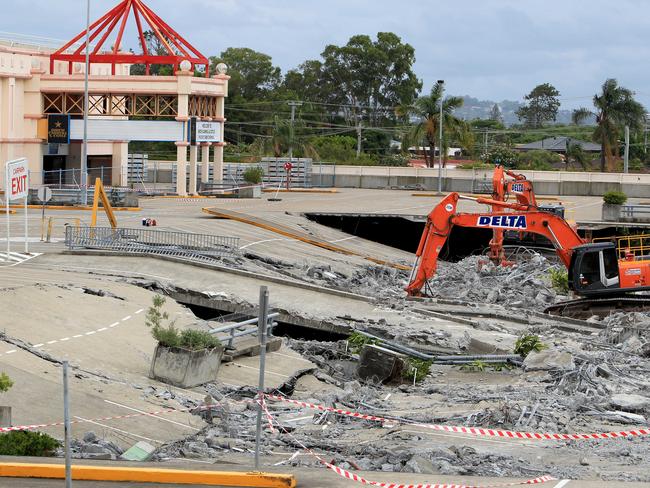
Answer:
(3, 0, 650, 109)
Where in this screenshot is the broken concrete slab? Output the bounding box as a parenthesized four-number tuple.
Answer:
(523, 349, 575, 372)
(610, 394, 650, 412)
(357, 344, 406, 383)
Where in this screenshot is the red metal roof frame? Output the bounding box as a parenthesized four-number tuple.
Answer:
(49, 0, 209, 77)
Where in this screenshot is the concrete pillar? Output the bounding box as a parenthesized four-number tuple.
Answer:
(175, 143, 188, 196)
(112, 142, 128, 186)
(213, 144, 224, 183)
(189, 144, 198, 195)
(201, 143, 210, 184)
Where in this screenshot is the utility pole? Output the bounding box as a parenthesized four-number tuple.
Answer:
(437, 80, 444, 194)
(624, 125, 630, 173)
(287, 101, 302, 163)
(81, 0, 91, 205)
(484, 130, 488, 156)
(356, 119, 363, 158)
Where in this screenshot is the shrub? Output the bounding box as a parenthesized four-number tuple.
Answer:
(403, 358, 432, 382)
(548, 268, 569, 293)
(179, 329, 221, 350)
(243, 166, 264, 184)
(482, 145, 518, 168)
(0, 431, 60, 456)
(515, 150, 562, 170)
(603, 190, 627, 205)
(347, 332, 378, 354)
(0, 373, 13, 393)
(145, 296, 219, 350)
(514, 334, 548, 358)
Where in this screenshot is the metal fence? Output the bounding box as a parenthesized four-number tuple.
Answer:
(65, 226, 240, 261)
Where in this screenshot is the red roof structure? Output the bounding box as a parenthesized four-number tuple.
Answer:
(50, 0, 209, 77)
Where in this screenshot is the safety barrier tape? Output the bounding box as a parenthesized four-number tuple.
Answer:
(262, 401, 556, 488)
(264, 394, 650, 441)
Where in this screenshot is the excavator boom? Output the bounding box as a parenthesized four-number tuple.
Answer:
(406, 193, 584, 296)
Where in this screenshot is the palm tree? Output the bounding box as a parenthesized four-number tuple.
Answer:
(572, 79, 645, 172)
(257, 116, 319, 159)
(403, 84, 466, 167)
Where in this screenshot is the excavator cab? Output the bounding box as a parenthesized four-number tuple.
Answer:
(569, 242, 621, 296)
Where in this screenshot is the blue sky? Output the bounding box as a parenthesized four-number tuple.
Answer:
(3, 0, 650, 110)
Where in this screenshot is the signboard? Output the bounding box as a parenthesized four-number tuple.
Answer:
(6, 158, 29, 201)
(47, 114, 70, 144)
(37, 187, 53, 202)
(4, 158, 29, 256)
(69, 119, 186, 142)
(189, 117, 222, 144)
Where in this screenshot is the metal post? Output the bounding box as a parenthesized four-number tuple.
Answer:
(59, 168, 62, 189)
(288, 101, 302, 165)
(254, 285, 269, 471)
(624, 125, 630, 173)
(5, 163, 9, 259)
(23, 171, 28, 254)
(437, 80, 444, 194)
(63, 360, 72, 488)
(80, 0, 91, 206)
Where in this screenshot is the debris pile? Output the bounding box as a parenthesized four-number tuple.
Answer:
(426, 254, 563, 309)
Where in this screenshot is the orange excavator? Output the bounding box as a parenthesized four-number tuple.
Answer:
(405, 190, 650, 300)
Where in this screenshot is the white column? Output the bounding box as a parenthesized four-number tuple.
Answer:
(189, 144, 198, 195)
(112, 142, 128, 186)
(201, 143, 210, 184)
(213, 144, 224, 183)
(176, 143, 188, 196)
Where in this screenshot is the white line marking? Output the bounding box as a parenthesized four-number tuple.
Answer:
(109, 322, 119, 327)
(33, 343, 43, 348)
(135, 309, 144, 314)
(46, 340, 58, 344)
(85, 331, 95, 335)
(239, 238, 289, 250)
(96, 327, 108, 332)
(121, 315, 132, 321)
(73, 415, 163, 444)
(60, 337, 70, 341)
(103, 400, 200, 432)
(72, 335, 83, 339)
(552, 481, 571, 488)
(328, 236, 357, 243)
(5, 350, 16, 354)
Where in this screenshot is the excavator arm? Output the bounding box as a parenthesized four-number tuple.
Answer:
(405, 192, 584, 296)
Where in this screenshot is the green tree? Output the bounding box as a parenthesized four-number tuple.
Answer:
(515, 150, 562, 170)
(566, 142, 589, 170)
(403, 83, 466, 167)
(516, 83, 561, 128)
(129, 30, 175, 76)
(573, 79, 646, 172)
(290, 33, 422, 130)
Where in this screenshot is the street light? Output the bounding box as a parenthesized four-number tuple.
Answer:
(437, 80, 444, 194)
(80, 0, 91, 205)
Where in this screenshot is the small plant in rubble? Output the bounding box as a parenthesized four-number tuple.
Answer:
(461, 359, 488, 372)
(347, 332, 378, 354)
(548, 267, 569, 293)
(403, 358, 432, 382)
(514, 334, 548, 358)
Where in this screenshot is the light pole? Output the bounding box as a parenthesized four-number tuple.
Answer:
(81, 0, 91, 205)
(437, 80, 444, 194)
(287, 101, 302, 163)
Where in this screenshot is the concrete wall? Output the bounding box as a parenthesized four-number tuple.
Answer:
(310, 165, 650, 197)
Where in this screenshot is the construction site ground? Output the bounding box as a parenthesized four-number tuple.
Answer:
(1, 189, 649, 487)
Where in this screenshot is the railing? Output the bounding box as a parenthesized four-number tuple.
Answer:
(593, 232, 650, 260)
(65, 226, 240, 261)
(620, 205, 650, 220)
(209, 313, 279, 349)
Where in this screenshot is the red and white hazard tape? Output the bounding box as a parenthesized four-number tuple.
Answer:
(261, 402, 556, 488)
(264, 394, 650, 441)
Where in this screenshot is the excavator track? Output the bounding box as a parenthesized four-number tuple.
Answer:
(545, 296, 650, 320)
